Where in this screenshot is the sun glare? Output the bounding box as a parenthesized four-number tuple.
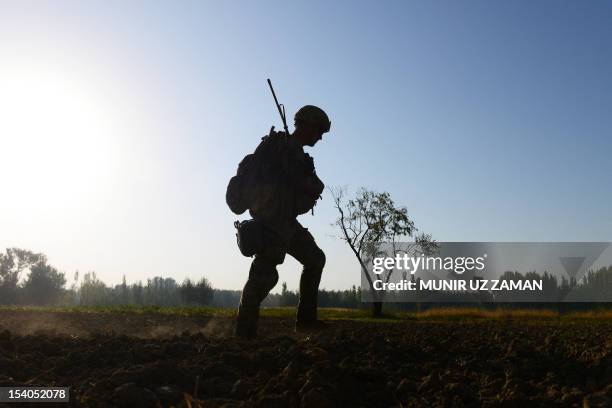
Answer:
(0, 65, 121, 214)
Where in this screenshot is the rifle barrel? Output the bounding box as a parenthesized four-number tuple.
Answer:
(267, 78, 290, 135)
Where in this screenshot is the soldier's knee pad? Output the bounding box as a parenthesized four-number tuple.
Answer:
(252, 265, 278, 290)
(311, 249, 326, 272)
(262, 271, 279, 291)
(248, 261, 279, 293)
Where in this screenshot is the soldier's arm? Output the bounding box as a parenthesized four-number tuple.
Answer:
(288, 154, 324, 197)
(299, 175, 324, 197)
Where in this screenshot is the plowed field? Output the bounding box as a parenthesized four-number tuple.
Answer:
(0, 309, 610, 407)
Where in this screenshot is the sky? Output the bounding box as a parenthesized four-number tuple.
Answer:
(1, 1, 611, 292)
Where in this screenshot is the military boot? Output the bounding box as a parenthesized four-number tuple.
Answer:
(235, 304, 258, 339)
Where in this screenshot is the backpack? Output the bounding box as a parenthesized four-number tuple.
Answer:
(225, 127, 286, 215)
(225, 128, 323, 217)
(226, 153, 256, 215)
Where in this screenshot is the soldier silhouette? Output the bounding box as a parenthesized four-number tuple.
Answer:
(234, 105, 331, 338)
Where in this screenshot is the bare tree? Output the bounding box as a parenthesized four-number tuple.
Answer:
(331, 187, 437, 316)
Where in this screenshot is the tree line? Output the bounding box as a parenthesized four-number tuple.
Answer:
(0, 248, 215, 307)
(0, 247, 363, 308)
(2, 247, 610, 311)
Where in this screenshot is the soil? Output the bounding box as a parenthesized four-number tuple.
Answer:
(0, 310, 610, 407)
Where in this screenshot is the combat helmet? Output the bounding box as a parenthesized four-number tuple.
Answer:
(294, 105, 331, 133)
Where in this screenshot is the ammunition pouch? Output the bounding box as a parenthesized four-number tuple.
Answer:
(234, 219, 275, 257)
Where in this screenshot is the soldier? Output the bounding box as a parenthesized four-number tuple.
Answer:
(235, 105, 331, 338)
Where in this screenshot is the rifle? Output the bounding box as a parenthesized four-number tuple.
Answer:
(267, 79, 290, 138)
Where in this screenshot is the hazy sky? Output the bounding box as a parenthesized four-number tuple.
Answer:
(1, 1, 611, 292)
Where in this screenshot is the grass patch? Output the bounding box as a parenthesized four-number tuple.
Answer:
(1, 305, 611, 321)
(414, 307, 559, 320)
(563, 310, 612, 320)
(0, 305, 235, 317)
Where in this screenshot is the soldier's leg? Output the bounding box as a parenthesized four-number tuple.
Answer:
(287, 224, 326, 323)
(236, 247, 284, 338)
